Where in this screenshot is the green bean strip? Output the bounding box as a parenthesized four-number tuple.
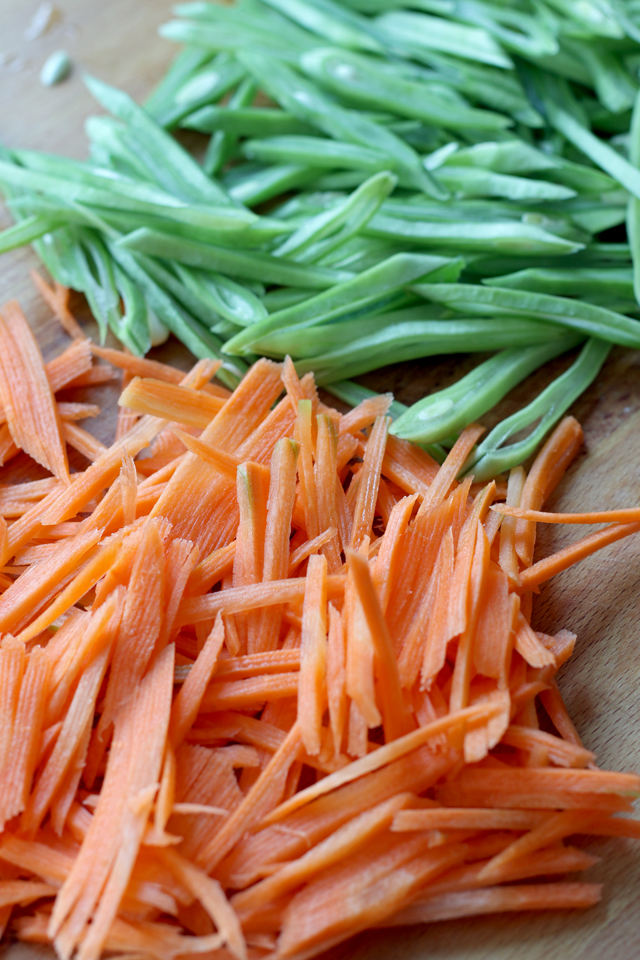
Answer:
(117, 227, 354, 289)
(184, 105, 316, 137)
(204, 77, 258, 177)
(363, 215, 583, 255)
(466, 338, 612, 481)
(415, 282, 640, 347)
(390, 334, 582, 444)
(484, 267, 634, 299)
(293, 316, 572, 383)
(627, 87, 640, 306)
(235, 51, 447, 197)
(300, 47, 511, 131)
(242, 135, 390, 173)
(274, 170, 396, 261)
(223, 252, 462, 354)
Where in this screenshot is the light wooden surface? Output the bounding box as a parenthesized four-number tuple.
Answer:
(1, 1, 640, 957)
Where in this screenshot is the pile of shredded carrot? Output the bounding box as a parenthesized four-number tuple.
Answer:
(0, 275, 639, 960)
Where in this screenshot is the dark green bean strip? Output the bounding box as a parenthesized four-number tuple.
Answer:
(390, 335, 582, 444)
(117, 227, 354, 289)
(566, 39, 638, 114)
(204, 77, 258, 177)
(223, 252, 462, 354)
(261, 288, 311, 312)
(364, 215, 583, 255)
(183, 105, 316, 137)
(415, 282, 640, 348)
(301, 47, 511, 131)
(293, 317, 572, 383)
(242, 135, 389, 172)
(274, 170, 396, 260)
(235, 51, 446, 197)
(484, 267, 634, 298)
(466, 339, 612, 481)
(376, 10, 513, 68)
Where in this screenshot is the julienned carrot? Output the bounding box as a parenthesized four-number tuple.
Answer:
(120, 377, 226, 428)
(518, 520, 640, 591)
(494, 504, 640, 524)
(0, 301, 69, 484)
(0, 318, 638, 960)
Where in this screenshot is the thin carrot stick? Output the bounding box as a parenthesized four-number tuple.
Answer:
(32, 271, 85, 340)
(420, 423, 484, 513)
(314, 414, 341, 573)
(171, 429, 240, 482)
(326, 603, 347, 758)
(298, 554, 328, 757)
(0, 300, 69, 483)
(350, 416, 390, 550)
(169, 616, 225, 750)
(515, 416, 583, 566)
(519, 521, 640, 591)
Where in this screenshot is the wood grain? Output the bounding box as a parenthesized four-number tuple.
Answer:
(1, 1, 640, 958)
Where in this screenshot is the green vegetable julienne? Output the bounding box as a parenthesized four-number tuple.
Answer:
(3, 0, 640, 472)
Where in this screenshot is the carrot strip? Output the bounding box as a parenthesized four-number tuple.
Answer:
(22, 643, 112, 836)
(501, 725, 594, 768)
(384, 882, 602, 925)
(515, 416, 583, 566)
(91, 343, 226, 395)
(62, 421, 108, 462)
(201, 672, 299, 711)
(262, 701, 504, 826)
(519, 520, 640, 591)
(169, 615, 225, 749)
(0, 300, 69, 483)
(450, 520, 489, 713)
(160, 848, 247, 960)
(298, 554, 328, 756)
(421, 424, 484, 513)
(346, 548, 413, 741)
(32, 271, 85, 340)
(392, 807, 551, 832)
(120, 377, 226, 428)
(350, 415, 390, 550)
(374, 493, 418, 617)
(496, 504, 640, 524)
(46, 339, 93, 393)
(314, 414, 341, 573)
(233, 462, 270, 652)
(198, 723, 302, 874)
(289, 527, 338, 575)
(498, 465, 526, 587)
(326, 603, 347, 758)
(381, 434, 440, 498)
(188, 541, 236, 595)
(0, 647, 51, 830)
(295, 398, 319, 541)
(232, 793, 412, 923)
(0, 525, 102, 637)
(172, 429, 240, 482)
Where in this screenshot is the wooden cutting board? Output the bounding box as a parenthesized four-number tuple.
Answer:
(1, 1, 640, 957)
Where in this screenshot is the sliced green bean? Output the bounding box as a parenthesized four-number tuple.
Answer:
(0, 214, 65, 253)
(223, 252, 463, 354)
(204, 77, 258, 177)
(484, 266, 634, 298)
(183, 105, 316, 137)
(415, 282, 640, 347)
(174, 264, 269, 327)
(117, 227, 354, 289)
(363, 215, 584, 255)
(242, 135, 389, 173)
(627, 86, 640, 306)
(84, 75, 233, 206)
(293, 316, 573, 383)
(433, 166, 576, 201)
(444, 139, 557, 174)
(260, 0, 384, 51)
(466, 338, 612, 481)
(235, 51, 447, 197)
(274, 170, 396, 261)
(144, 45, 214, 121)
(376, 10, 513, 68)
(300, 47, 511, 131)
(390, 334, 583, 444)
(227, 164, 323, 206)
(155, 55, 247, 130)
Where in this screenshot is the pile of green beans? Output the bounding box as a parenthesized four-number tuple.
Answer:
(2, 0, 640, 469)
